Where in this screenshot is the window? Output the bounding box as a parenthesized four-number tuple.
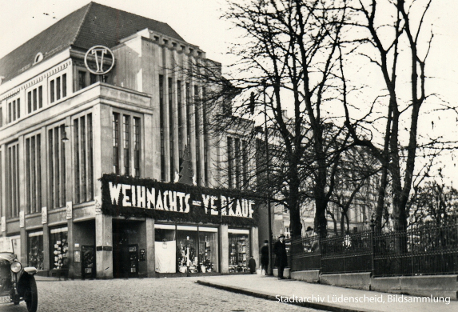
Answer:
(28, 231, 44, 270)
(48, 126, 66, 209)
(74, 114, 93, 204)
(27, 85, 43, 113)
(113, 112, 141, 178)
(228, 230, 250, 273)
(227, 137, 233, 189)
(123, 115, 130, 176)
(133, 117, 141, 178)
(112, 113, 120, 174)
(169, 77, 174, 180)
(6, 97, 20, 124)
(50, 74, 67, 103)
(227, 136, 248, 190)
(186, 83, 191, 146)
(77, 70, 99, 91)
(202, 87, 208, 186)
(235, 138, 241, 189)
(50, 227, 68, 269)
(26, 134, 42, 213)
(177, 81, 183, 159)
(159, 75, 165, 181)
(78, 71, 87, 90)
(6, 142, 19, 218)
(194, 85, 201, 186)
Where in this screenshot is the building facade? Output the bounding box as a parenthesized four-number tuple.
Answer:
(0, 2, 259, 278)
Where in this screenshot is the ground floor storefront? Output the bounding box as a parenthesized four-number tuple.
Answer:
(0, 175, 261, 278)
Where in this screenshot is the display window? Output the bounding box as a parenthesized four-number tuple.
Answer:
(198, 227, 218, 273)
(177, 225, 198, 273)
(154, 224, 219, 274)
(155, 224, 176, 273)
(228, 229, 250, 273)
(50, 227, 68, 269)
(28, 231, 44, 270)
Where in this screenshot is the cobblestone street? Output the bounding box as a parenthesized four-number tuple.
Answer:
(1, 277, 318, 312)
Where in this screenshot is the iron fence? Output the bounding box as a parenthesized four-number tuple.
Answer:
(288, 219, 458, 277)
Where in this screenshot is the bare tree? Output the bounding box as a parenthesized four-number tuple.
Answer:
(343, 0, 436, 234)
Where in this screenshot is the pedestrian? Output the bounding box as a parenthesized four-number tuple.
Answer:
(260, 240, 269, 275)
(273, 234, 288, 279)
(248, 256, 256, 274)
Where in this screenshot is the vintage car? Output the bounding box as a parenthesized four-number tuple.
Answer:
(0, 243, 38, 312)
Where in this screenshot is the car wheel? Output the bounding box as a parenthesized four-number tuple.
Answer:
(24, 277, 38, 312)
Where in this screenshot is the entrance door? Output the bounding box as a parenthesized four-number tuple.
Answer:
(128, 244, 139, 277)
(81, 245, 95, 279)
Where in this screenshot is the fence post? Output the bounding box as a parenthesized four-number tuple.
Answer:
(370, 218, 375, 276)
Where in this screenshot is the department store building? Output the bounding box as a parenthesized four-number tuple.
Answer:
(0, 2, 261, 278)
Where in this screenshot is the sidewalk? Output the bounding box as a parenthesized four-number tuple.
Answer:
(196, 274, 457, 312)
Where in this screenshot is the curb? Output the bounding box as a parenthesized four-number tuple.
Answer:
(196, 280, 372, 312)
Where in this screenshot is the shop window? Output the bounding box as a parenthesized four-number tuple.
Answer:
(154, 224, 218, 274)
(50, 227, 68, 269)
(177, 226, 198, 273)
(228, 230, 250, 273)
(198, 227, 218, 273)
(154, 224, 176, 273)
(28, 231, 44, 270)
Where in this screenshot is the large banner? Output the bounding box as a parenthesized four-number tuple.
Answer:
(101, 174, 258, 226)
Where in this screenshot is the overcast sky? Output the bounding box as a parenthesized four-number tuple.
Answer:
(1, 0, 458, 183)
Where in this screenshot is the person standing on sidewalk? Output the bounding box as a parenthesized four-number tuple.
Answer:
(273, 234, 287, 279)
(260, 240, 269, 275)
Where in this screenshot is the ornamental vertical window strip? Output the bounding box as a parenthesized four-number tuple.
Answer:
(37, 134, 42, 211)
(133, 117, 140, 178)
(227, 137, 233, 189)
(54, 127, 60, 207)
(38, 86, 42, 109)
(242, 140, 248, 189)
(74, 119, 80, 203)
(12, 100, 15, 121)
(50, 80, 55, 103)
(177, 80, 183, 160)
(56, 77, 61, 101)
(31, 136, 36, 212)
(60, 125, 66, 206)
(26, 138, 31, 213)
(159, 75, 165, 181)
(48, 129, 54, 209)
(62, 74, 67, 98)
(123, 115, 130, 176)
(235, 138, 241, 189)
(194, 85, 201, 186)
(202, 86, 208, 187)
(17, 99, 20, 119)
(169, 77, 174, 181)
(88, 114, 93, 199)
(186, 82, 191, 146)
(112, 113, 120, 175)
(28, 91, 32, 113)
(81, 116, 87, 201)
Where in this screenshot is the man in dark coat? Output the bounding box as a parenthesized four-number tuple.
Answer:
(273, 234, 288, 279)
(260, 240, 269, 275)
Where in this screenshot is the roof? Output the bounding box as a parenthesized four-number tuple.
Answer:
(0, 2, 185, 83)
